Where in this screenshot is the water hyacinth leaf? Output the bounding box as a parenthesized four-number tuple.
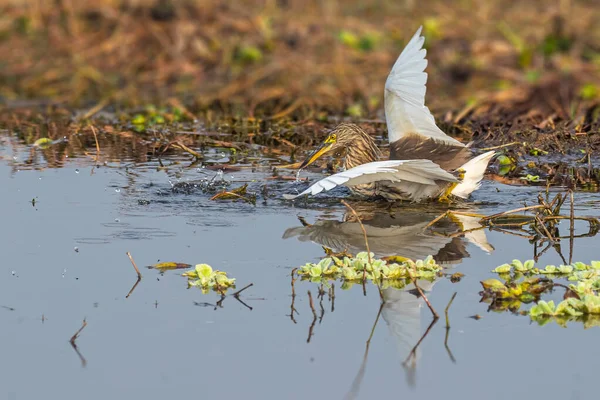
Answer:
(196, 264, 213, 278)
(530, 300, 556, 317)
(481, 279, 508, 292)
(355, 252, 373, 262)
(582, 295, 600, 314)
(183, 264, 236, 293)
(309, 265, 322, 278)
(352, 258, 365, 271)
(555, 298, 584, 316)
(541, 265, 557, 274)
(511, 259, 524, 270)
(573, 262, 588, 271)
(523, 260, 535, 271)
(590, 261, 600, 270)
(494, 264, 512, 274)
(342, 267, 359, 280)
(558, 265, 574, 274)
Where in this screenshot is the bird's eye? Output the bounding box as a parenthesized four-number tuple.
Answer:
(330, 134, 337, 142)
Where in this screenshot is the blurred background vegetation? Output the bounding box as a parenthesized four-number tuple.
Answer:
(0, 0, 599, 124)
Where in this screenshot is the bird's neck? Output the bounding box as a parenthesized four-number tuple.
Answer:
(343, 134, 381, 170)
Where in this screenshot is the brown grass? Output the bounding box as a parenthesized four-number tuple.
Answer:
(0, 0, 598, 123)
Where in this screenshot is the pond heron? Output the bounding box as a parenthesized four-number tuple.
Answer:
(285, 26, 495, 202)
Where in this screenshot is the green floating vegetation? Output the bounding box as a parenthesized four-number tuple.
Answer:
(479, 276, 554, 311)
(489, 259, 600, 327)
(127, 105, 187, 133)
(182, 264, 236, 294)
(32, 137, 54, 149)
(296, 253, 443, 291)
(337, 30, 381, 52)
(493, 259, 600, 282)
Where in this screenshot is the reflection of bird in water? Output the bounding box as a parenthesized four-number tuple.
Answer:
(283, 204, 493, 260)
(283, 206, 494, 387)
(285, 26, 495, 202)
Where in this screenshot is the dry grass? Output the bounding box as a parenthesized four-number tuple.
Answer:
(0, 0, 598, 123)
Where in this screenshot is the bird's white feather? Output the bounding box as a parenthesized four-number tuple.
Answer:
(451, 150, 496, 198)
(384, 26, 464, 147)
(283, 159, 457, 200)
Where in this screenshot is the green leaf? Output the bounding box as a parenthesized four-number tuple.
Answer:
(530, 300, 556, 317)
(33, 137, 53, 148)
(481, 279, 508, 292)
(555, 298, 584, 316)
(131, 114, 146, 125)
(342, 267, 359, 280)
(355, 252, 373, 262)
(317, 258, 332, 271)
(195, 264, 213, 278)
(511, 259, 524, 270)
(573, 262, 588, 271)
(582, 295, 600, 314)
(541, 265, 557, 274)
(523, 260, 535, 271)
(558, 265, 574, 274)
(494, 264, 512, 273)
(309, 265, 322, 278)
(590, 261, 600, 270)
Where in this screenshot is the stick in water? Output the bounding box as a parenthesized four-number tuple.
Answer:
(126, 252, 142, 278)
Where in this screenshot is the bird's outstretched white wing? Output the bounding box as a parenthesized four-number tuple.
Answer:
(283, 159, 457, 199)
(384, 26, 464, 147)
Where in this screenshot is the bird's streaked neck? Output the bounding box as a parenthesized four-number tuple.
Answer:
(343, 133, 381, 170)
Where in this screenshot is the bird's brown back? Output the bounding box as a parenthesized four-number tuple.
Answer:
(389, 134, 472, 171)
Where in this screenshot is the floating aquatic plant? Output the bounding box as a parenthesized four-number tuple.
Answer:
(182, 264, 236, 294)
(486, 259, 600, 327)
(493, 259, 600, 282)
(296, 253, 443, 290)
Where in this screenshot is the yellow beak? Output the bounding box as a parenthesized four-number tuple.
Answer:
(299, 141, 334, 169)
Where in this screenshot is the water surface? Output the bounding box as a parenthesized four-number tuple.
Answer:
(1, 134, 599, 400)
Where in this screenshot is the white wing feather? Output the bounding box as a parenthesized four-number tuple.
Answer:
(384, 26, 465, 147)
(283, 159, 457, 200)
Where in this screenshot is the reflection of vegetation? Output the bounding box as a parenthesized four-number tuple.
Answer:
(296, 253, 442, 291)
(483, 259, 600, 328)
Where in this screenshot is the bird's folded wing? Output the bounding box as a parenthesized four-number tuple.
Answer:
(384, 26, 465, 148)
(283, 159, 457, 199)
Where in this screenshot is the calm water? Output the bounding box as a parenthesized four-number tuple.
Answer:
(1, 133, 599, 400)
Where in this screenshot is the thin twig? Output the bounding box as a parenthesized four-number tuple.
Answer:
(232, 283, 253, 298)
(331, 283, 335, 313)
(307, 290, 318, 343)
(410, 271, 439, 319)
(89, 124, 100, 158)
(481, 204, 546, 222)
(344, 303, 384, 400)
(126, 252, 142, 278)
(125, 277, 141, 299)
(70, 318, 88, 345)
(308, 290, 317, 319)
(403, 317, 438, 366)
(569, 190, 575, 265)
(444, 327, 457, 364)
(171, 141, 203, 159)
(341, 200, 371, 291)
(479, 141, 521, 151)
(535, 215, 556, 244)
(445, 292, 457, 329)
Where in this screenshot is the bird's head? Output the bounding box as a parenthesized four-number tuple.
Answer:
(299, 123, 364, 169)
